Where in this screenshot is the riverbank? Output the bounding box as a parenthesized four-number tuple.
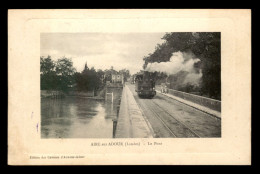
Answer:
(41, 90, 65, 98)
(41, 88, 106, 99)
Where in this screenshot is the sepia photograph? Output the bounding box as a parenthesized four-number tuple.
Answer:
(8, 9, 251, 165)
(40, 32, 221, 139)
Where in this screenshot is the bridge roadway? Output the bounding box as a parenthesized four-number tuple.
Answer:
(116, 83, 221, 138)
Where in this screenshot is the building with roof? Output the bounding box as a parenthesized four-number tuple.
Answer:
(112, 72, 124, 83)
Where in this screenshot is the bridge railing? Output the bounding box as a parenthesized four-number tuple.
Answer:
(155, 86, 221, 112)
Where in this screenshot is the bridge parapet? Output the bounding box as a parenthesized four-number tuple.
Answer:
(115, 85, 154, 138)
(155, 86, 221, 113)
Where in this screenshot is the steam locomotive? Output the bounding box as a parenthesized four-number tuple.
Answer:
(135, 71, 156, 98)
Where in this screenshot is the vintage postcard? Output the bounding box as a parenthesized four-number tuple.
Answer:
(8, 9, 251, 165)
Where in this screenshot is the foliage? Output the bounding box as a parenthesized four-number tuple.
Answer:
(75, 66, 104, 92)
(143, 32, 221, 100)
(40, 55, 55, 74)
(119, 69, 130, 81)
(40, 56, 131, 95)
(40, 56, 76, 92)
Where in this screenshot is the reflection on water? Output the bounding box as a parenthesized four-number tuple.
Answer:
(41, 96, 117, 138)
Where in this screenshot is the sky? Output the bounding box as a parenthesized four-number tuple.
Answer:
(40, 33, 165, 75)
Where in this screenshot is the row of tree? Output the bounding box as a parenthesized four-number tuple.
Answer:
(41, 56, 131, 94)
(143, 32, 221, 100)
(74, 66, 131, 91)
(41, 56, 76, 92)
(74, 65, 104, 92)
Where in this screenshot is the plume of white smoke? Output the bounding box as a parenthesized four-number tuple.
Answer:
(183, 69, 202, 86)
(145, 51, 202, 86)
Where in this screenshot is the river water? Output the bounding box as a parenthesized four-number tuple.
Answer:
(41, 96, 117, 138)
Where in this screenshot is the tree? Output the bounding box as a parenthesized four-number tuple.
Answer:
(55, 57, 76, 92)
(40, 56, 58, 90)
(75, 66, 104, 93)
(119, 68, 131, 81)
(40, 56, 76, 92)
(40, 55, 55, 75)
(56, 57, 76, 76)
(143, 32, 221, 100)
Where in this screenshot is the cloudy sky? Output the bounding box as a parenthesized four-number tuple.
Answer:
(40, 33, 165, 74)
